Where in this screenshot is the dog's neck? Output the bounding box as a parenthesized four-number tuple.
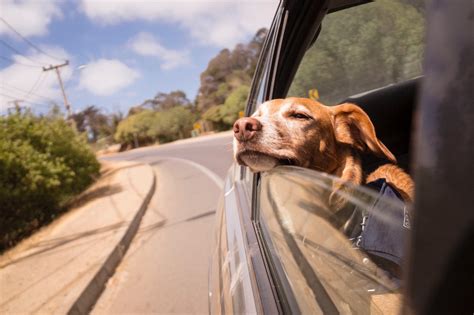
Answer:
(333, 147, 363, 186)
(308, 139, 341, 174)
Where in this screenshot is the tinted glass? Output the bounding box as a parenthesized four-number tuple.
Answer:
(287, 0, 425, 104)
(259, 166, 409, 314)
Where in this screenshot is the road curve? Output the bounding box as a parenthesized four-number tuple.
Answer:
(93, 133, 234, 314)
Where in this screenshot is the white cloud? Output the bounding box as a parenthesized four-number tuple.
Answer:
(78, 59, 139, 96)
(0, 46, 72, 113)
(0, 0, 62, 37)
(80, 0, 277, 48)
(128, 32, 189, 70)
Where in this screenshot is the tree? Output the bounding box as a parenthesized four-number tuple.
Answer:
(131, 90, 192, 114)
(150, 106, 195, 141)
(196, 28, 267, 112)
(115, 106, 195, 147)
(220, 85, 250, 125)
(114, 110, 156, 146)
(202, 105, 227, 131)
(287, 0, 425, 105)
(202, 85, 250, 130)
(71, 106, 122, 142)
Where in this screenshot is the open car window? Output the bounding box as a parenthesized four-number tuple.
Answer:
(252, 0, 426, 313)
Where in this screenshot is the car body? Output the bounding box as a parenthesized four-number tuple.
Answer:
(209, 0, 473, 314)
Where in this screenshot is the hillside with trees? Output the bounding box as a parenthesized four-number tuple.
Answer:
(109, 28, 268, 149)
(196, 28, 267, 112)
(73, 0, 425, 150)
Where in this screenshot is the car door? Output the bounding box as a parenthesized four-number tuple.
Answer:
(249, 1, 426, 313)
(208, 0, 465, 314)
(208, 4, 286, 314)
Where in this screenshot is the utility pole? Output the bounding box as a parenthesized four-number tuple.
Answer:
(43, 61, 71, 118)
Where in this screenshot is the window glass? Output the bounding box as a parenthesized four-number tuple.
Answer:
(287, 0, 425, 104)
(259, 166, 409, 314)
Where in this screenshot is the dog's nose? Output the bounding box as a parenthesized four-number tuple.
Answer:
(233, 117, 262, 142)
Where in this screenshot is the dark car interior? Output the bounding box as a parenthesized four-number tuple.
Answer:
(344, 77, 420, 175)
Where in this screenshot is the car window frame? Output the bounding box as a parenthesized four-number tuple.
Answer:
(244, 1, 334, 313)
(246, 0, 389, 313)
(232, 2, 290, 313)
(238, 1, 472, 314)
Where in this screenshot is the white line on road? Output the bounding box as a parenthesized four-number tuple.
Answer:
(151, 157, 224, 189)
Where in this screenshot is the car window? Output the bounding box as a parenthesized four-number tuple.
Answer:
(287, 0, 426, 104)
(258, 166, 409, 314)
(253, 1, 425, 313)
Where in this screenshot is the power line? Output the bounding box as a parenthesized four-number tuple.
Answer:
(0, 55, 42, 68)
(0, 92, 51, 108)
(0, 72, 56, 105)
(24, 71, 45, 100)
(32, 71, 50, 98)
(0, 39, 45, 66)
(0, 83, 55, 102)
(0, 88, 53, 106)
(0, 17, 66, 62)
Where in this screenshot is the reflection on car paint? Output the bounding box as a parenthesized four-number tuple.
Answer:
(209, 164, 259, 314)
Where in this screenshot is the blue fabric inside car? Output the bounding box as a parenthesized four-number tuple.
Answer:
(346, 178, 410, 286)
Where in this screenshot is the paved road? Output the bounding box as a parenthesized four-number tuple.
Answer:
(101, 131, 234, 180)
(93, 132, 234, 314)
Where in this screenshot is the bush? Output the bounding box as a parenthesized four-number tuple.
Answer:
(202, 85, 249, 130)
(202, 105, 228, 131)
(114, 110, 156, 146)
(114, 106, 195, 147)
(150, 106, 195, 142)
(220, 85, 249, 125)
(0, 113, 100, 250)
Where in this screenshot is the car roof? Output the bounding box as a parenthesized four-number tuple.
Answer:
(327, 0, 372, 13)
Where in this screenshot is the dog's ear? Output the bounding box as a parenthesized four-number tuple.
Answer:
(330, 103, 396, 163)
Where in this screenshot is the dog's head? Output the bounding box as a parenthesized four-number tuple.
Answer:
(233, 97, 396, 174)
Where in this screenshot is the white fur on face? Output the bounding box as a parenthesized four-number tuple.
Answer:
(233, 100, 313, 172)
(239, 151, 278, 172)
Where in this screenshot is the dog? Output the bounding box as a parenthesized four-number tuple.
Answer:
(233, 97, 414, 205)
(233, 97, 412, 311)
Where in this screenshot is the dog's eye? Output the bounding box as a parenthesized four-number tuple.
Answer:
(290, 112, 311, 120)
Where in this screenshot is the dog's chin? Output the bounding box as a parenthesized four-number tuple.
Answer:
(236, 150, 295, 173)
(238, 151, 278, 172)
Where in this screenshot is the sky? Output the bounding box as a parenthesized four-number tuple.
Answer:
(0, 0, 277, 115)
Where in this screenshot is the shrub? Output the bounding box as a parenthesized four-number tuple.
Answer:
(0, 112, 100, 250)
(114, 110, 156, 146)
(202, 105, 228, 131)
(114, 106, 195, 147)
(220, 85, 249, 125)
(202, 85, 250, 130)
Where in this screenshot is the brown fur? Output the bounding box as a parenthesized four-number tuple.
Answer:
(367, 164, 414, 202)
(233, 97, 414, 202)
